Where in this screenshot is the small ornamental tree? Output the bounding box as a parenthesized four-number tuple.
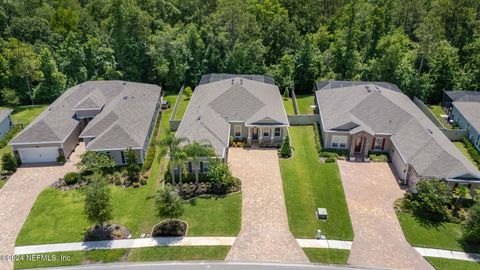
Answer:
(463, 203, 480, 244)
(280, 134, 292, 158)
(2, 152, 18, 173)
(155, 185, 184, 220)
(77, 151, 116, 175)
(125, 149, 141, 182)
(406, 179, 451, 220)
(84, 174, 113, 227)
(183, 86, 192, 99)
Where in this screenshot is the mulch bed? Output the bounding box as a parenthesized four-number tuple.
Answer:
(151, 220, 187, 237)
(167, 180, 241, 199)
(50, 179, 88, 191)
(84, 224, 131, 241)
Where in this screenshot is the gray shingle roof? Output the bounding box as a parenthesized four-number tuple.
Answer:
(315, 82, 480, 182)
(445, 90, 480, 102)
(0, 109, 13, 123)
(10, 81, 162, 151)
(316, 80, 401, 92)
(453, 101, 480, 133)
(176, 75, 289, 156)
(199, 73, 275, 85)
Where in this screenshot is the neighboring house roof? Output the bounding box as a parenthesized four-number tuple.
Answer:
(176, 75, 289, 157)
(453, 101, 480, 134)
(10, 81, 162, 152)
(199, 73, 275, 85)
(316, 80, 401, 92)
(444, 90, 480, 102)
(315, 82, 480, 182)
(0, 109, 13, 123)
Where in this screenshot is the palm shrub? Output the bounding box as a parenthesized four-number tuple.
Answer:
(207, 159, 236, 194)
(2, 152, 17, 173)
(463, 203, 480, 244)
(279, 134, 292, 158)
(184, 141, 215, 189)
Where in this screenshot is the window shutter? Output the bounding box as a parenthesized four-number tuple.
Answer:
(200, 161, 204, 172)
(371, 138, 375, 150)
(381, 138, 386, 150)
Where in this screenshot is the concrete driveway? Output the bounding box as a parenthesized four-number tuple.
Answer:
(0, 143, 84, 270)
(226, 148, 309, 263)
(337, 160, 433, 270)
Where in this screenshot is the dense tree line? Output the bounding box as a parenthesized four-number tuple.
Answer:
(0, 0, 479, 106)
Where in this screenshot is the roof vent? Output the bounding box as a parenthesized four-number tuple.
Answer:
(366, 86, 372, 92)
(123, 96, 128, 100)
(197, 115, 201, 120)
(122, 82, 127, 85)
(240, 78, 243, 85)
(427, 129, 433, 134)
(231, 78, 234, 85)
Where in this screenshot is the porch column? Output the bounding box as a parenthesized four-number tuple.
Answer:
(259, 127, 263, 143)
(349, 134, 356, 157)
(270, 127, 274, 142)
(247, 127, 251, 144)
(363, 136, 372, 158)
(282, 127, 287, 140)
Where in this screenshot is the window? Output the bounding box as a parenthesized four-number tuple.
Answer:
(188, 161, 192, 174)
(234, 125, 242, 138)
(331, 136, 347, 148)
(105, 151, 111, 159)
(476, 136, 480, 148)
(202, 161, 209, 173)
(274, 128, 281, 137)
(373, 138, 384, 151)
(263, 128, 270, 137)
(120, 151, 126, 164)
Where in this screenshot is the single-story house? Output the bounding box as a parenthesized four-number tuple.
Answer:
(0, 109, 13, 140)
(315, 81, 480, 192)
(175, 74, 289, 173)
(9, 81, 162, 164)
(442, 90, 480, 115)
(450, 101, 480, 151)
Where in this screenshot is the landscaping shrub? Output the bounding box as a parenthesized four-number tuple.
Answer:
(183, 86, 193, 99)
(64, 172, 80, 185)
(463, 138, 480, 168)
(369, 153, 389, 162)
(78, 151, 116, 175)
(403, 179, 451, 221)
(207, 160, 239, 194)
(56, 155, 66, 164)
(325, 157, 336, 163)
(463, 203, 480, 244)
(152, 220, 187, 237)
(0, 126, 21, 149)
(143, 112, 161, 171)
(84, 175, 113, 227)
(312, 123, 323, 155)
(155, 185, 184, 220)
(125, 149, 141, 183)
(279, 134, 292, 158)
(1, 152, 17, 173)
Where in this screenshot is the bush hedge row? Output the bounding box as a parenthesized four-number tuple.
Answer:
(143, 112, 162, 171)
(0, 126, 21, 149)
(463, 138, 480, 168)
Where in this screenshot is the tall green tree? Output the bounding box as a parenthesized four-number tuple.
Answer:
(34, 48, 67, 103)
(84, 174, 113, 227)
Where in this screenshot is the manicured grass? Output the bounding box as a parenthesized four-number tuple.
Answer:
(14, 246, 230, 269)
(0, 180, 5, 189)
(16, 97, 241, 245)
(428, 105, 453, 129)
(454, 141, 477, 165)
(397, 212, 480, 253)
(280, 126, 353, 240)
(303, 248, 350, 264)
(295, 94, 315, 115)
(282, 97, 295, 115)
(127, 246, 230, 262)
(173, 94, 190, 120)
(426, 257, 480, 270)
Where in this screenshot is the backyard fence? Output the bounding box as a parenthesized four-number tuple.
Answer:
(169, 85, 185, 131)
(291, 88, 300, 115)
(287, 114, 320, 126)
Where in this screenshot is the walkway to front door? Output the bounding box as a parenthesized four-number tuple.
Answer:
(226, 148, 309, 263)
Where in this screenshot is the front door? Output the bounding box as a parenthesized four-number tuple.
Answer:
(252, 127, 258, 140)
(354, 137, 363, 153)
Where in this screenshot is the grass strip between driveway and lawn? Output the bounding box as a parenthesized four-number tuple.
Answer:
(16, 93, 241, 245)
(426, 257, 480, 270)
(396, 212, 480, 254)
(303, 248, 350, 264)
(14, 246, 230, 269)
(280, 126, 353, 240)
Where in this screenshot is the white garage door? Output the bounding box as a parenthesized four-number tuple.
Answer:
(19, 147, 59, 163)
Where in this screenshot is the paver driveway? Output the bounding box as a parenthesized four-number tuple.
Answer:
(0, 143, 84, 270)
(226, 148, 309, 263)
(337, 160, 434, 270)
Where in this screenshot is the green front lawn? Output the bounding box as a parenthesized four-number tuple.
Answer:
(282, 97, 295, 115)
(280, 126, 353, 240)
(397, 212, 480, 253)
(428, 105, 453, 129)
(127, 246, 230, 262)
(16, 98, 241, 246)
(173, 93, 191, 120)
(0, 180, 5, 189)
(295, 95, 315, 115)
(303, 248, 349, 264)
(426, 257, 480, 270)
(15, 246, 230, 269)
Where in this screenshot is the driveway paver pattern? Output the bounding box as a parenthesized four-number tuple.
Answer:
(0, 143, 84, 270)
(226, 148, 309, 263)
(337, 160, 434, 270)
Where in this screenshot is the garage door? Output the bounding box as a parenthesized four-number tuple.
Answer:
(19, 147, 59, 163)
(390, 146, 407, 180)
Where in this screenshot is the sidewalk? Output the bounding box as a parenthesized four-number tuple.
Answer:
(415, 247, 480, 262)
